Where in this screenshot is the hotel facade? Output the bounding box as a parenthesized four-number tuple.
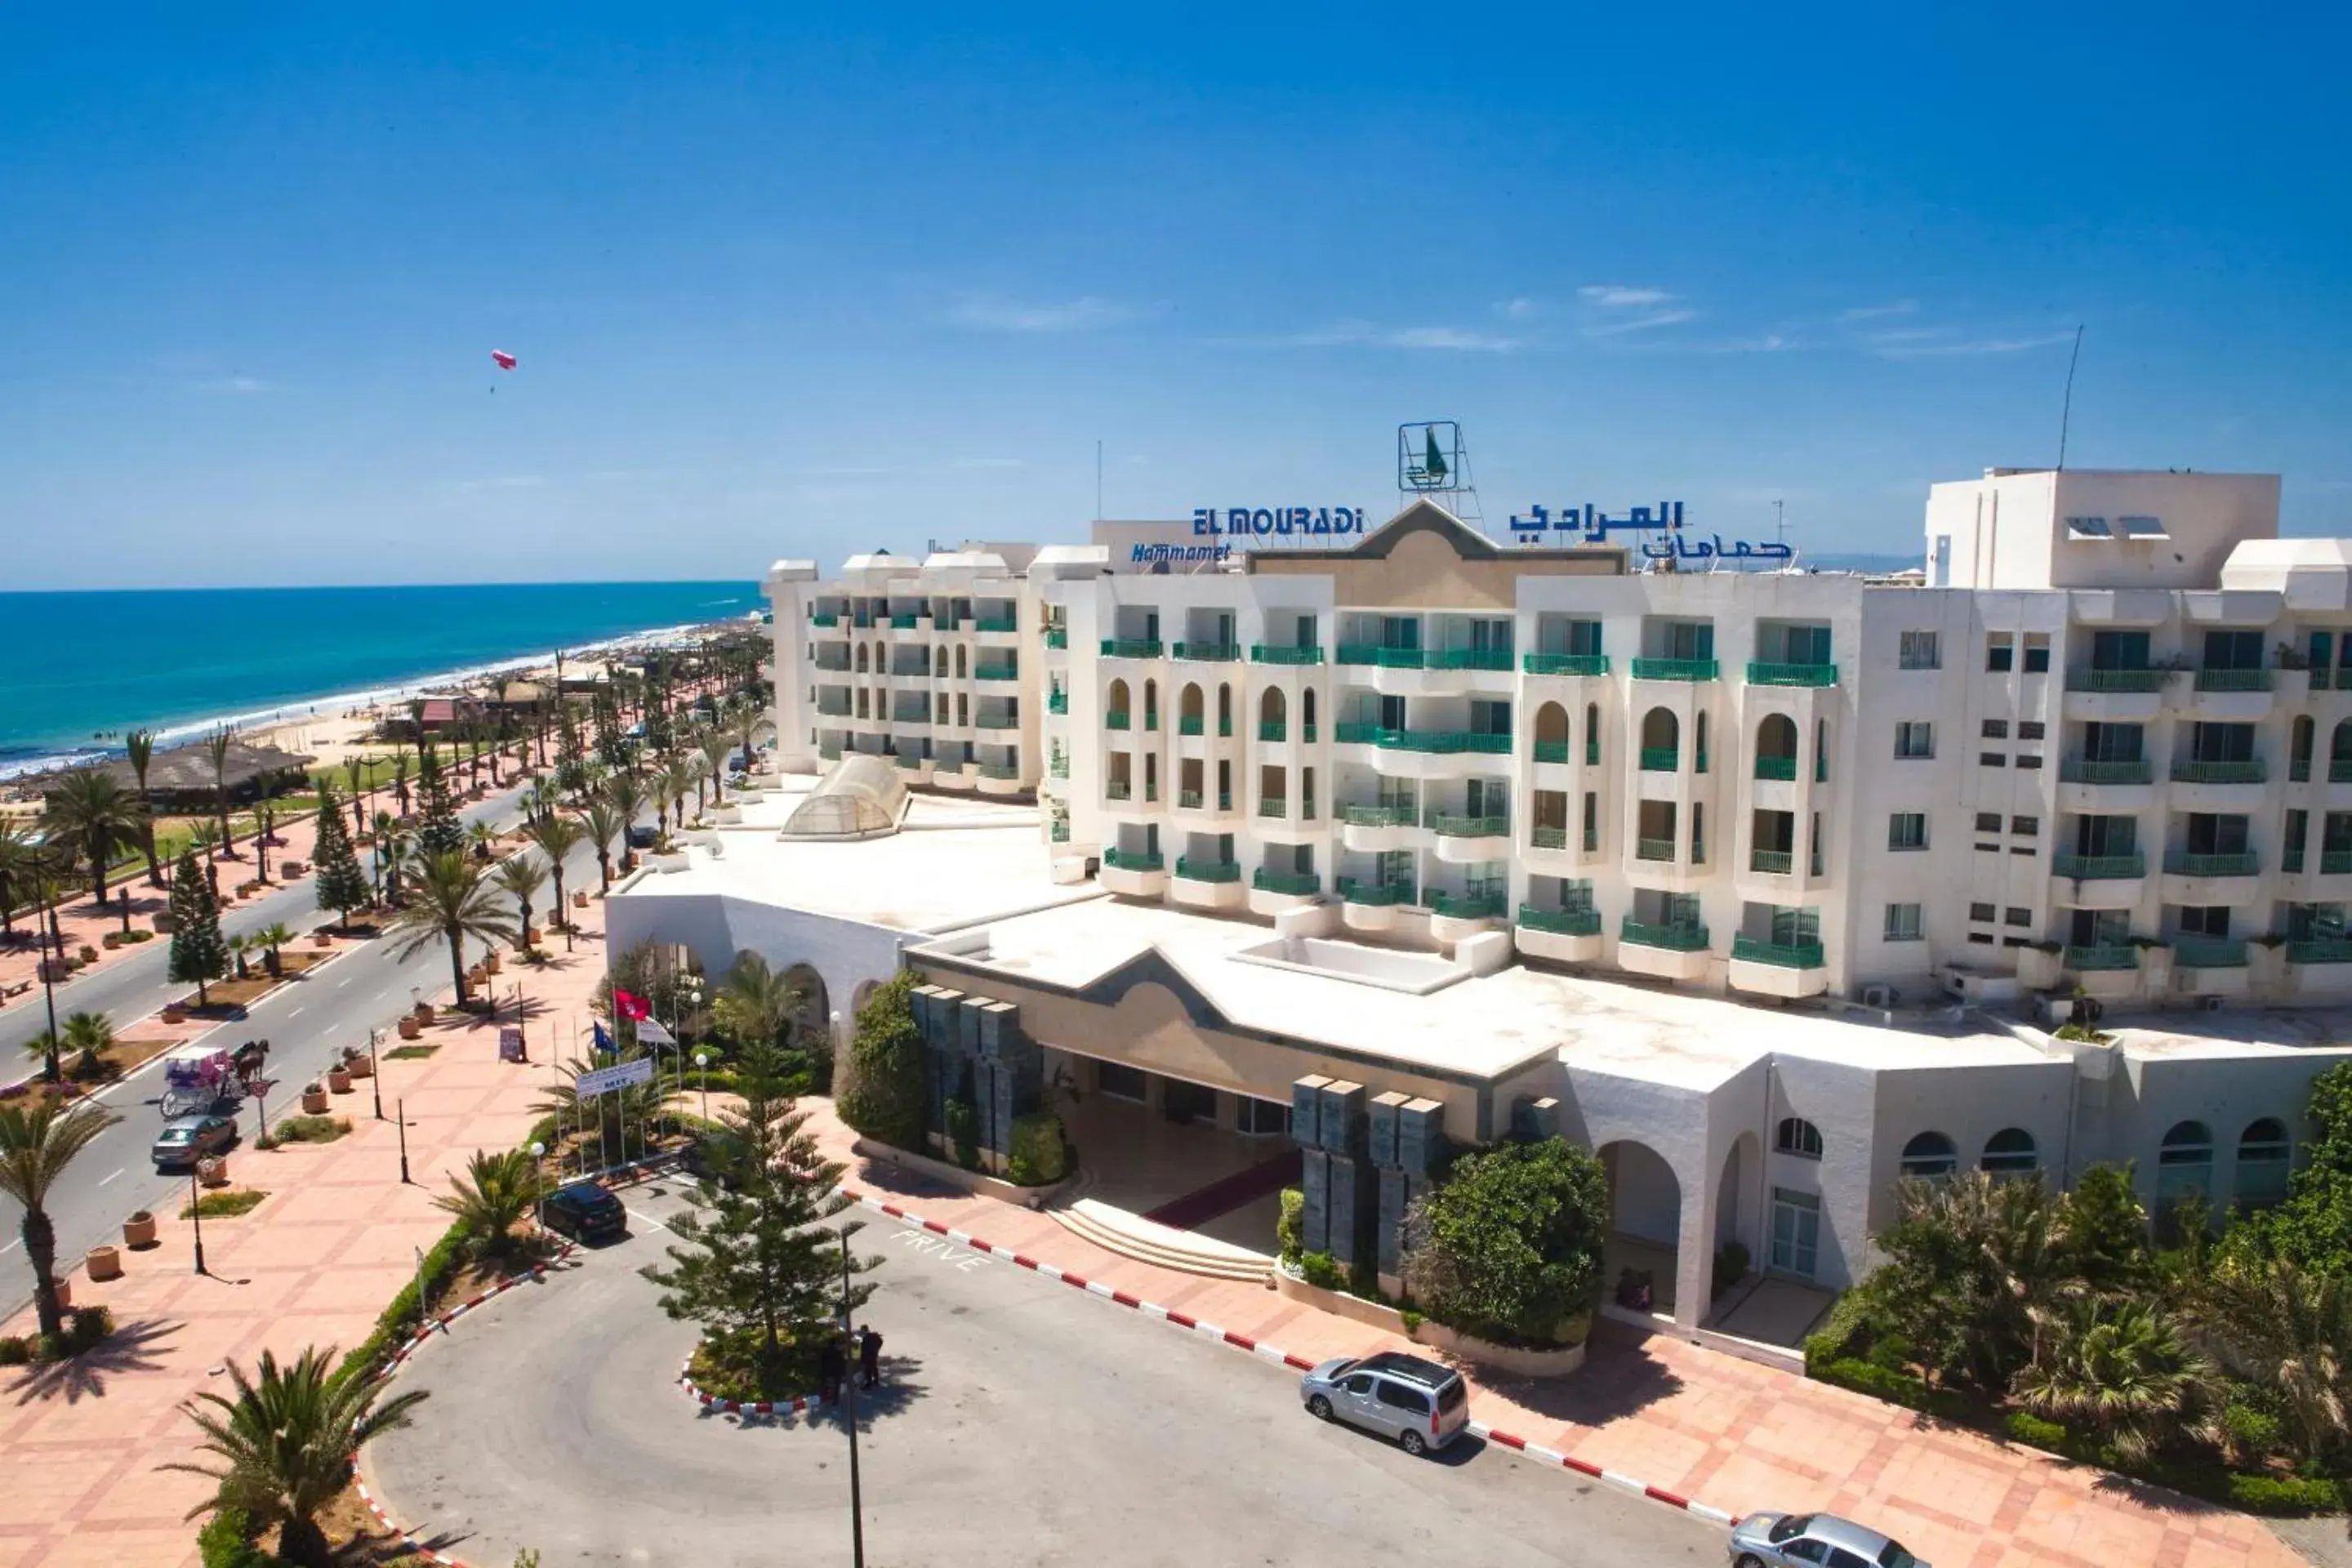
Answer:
(612, 466, 2352, 1342)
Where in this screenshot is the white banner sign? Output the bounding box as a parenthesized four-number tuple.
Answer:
(635, 1016, 677, 1046)
(576, 1057, 656, 1099)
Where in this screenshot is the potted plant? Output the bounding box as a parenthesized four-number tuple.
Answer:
(161, 1003, 187, 1025)
(300, 1081, 328, 1115)
(414, 1000, 435, 1022)
(101, 932, 123, 951)
(197, 1155, 229, 1188)
(573, 890, 590, 909)
(347, 1047, 373, 1079)
(484, 950, 502, 976)
(397, 1014, 422, 1040)
(86, 1244, 122, 1282)
(122, 1210, 157, 1249)
(312, 930, 333, 949)
(326, 1064, 352, 1094)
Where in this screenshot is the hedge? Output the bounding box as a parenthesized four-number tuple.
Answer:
(1810, 1356, 1967, 1419)
(1004, 1109, 1067, 1185)
(1997, 1410, 2346, 1516)
(326, 1215, 469, 1394)
(198, 1505, 288, 1568)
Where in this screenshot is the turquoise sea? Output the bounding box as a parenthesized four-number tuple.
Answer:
(0, 581, 762, 777)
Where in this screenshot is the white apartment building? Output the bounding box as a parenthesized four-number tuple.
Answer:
(670, 467, 2352, 1338)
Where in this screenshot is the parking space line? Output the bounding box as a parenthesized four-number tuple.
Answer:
(98, 1168, 124, 1187)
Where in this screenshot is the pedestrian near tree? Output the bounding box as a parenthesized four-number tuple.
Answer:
(858, 1325, 882, 1390)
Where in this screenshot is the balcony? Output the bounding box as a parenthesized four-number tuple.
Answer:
(1629, 657, 1718, 682)
(2195, 668, 2271, 692)
(1045, 629, 1068, 650)
(1729, 933, 1829, 997)
(1427, 812, 1508, 839)
(2054, 853, 2145, 880)
(1753, 756, 1797, 782)
(973, 616, 1018, 634)
(2064, 944, 2139, 972)
(1049, 821, 1071, 842)
(1250, 644, 1324, 666)
(1533, 741, 1570, 764)
(2324, 850, 2352, 875)
(892, 752, 926, 772)
(1727, 936, 1823, 969)
(1330, 724, 1512, 755)
(1621, 918, 1709, 951)
(1258, 797, 1289, 819)
(1047, 691, 1068, 715)
(1252, 866, 1321, 900)
(1748, 849, 1793, 875)
(1635, 837, 1677, 862)
(2060, 758, 2154, 785)
(1100, 846, 1168, 898)
(1429, 892, 1505, 942)
(1336, 877, 1411, 906)
(2066, 667, 2167, 693)
(974, 665, 1019, 682)
(2172, 938, 2249, 969)
(1519, 904, 1601, 936)
(1425, 648, 1515, 671)
(1530, 825, 1568, 851)
(1106, 710, 1131, 730)
(1100, 639, 1164, 659)
(1334, 644, 1427, 668)
(1343, 804, 1417, 826)
(2289, 939, 2352, 964)
(812, 613, 840, 628)
(1178, 716, 1205, 737)
(1517, 902, 1602, 962)
(1746, 662, 1838, 688)
(1523, 653, 1609, 677)
(889, 613, 922, 630)
(1104, 780, 1133, 801)
(976, 762, 1020, 781)
(1174, 856, 1241, 883)
(2170, 758, 2265, 785)
(974, 712, 1019, 730)
(2336, 760, 2352, 783)
(1049, 755, 1068, 778)
(1258, 721, 1287, 742)
(2165, 850, 2258, 878)
(1103, 847, 1162, 873)
(1174, 642, 1241, 662)
(1639, 747, 1680, 772)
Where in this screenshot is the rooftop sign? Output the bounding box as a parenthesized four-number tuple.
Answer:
(1508, 501, 1793, 564)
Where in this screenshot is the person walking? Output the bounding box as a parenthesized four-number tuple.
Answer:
(819, 1334, 847, 1405)
(858, 1325, 883, 1390)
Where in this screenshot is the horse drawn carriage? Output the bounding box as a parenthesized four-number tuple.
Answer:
(158, 1040, 267, 1118)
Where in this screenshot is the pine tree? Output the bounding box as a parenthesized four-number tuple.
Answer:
(413, 743, 463, 858)
(639, 1039, 875, 1400)
(310, 784, 372, 927)
(167, 846, 228, 1006)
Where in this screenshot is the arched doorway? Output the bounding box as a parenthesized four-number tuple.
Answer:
(1258, 686, 1286, 740)
(1599, 1138, 1682, 1316)
(1712, 1131, 1760, 1301)
(784, 962, 831, 1073)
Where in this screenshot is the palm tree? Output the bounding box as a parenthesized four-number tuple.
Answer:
(390, 747, 412, 817)
(697, 729, 733, 808)
(432, 1148, 551, 1265)
(603, 774, 648, 873)
(715, 951, 805, 1056)
(341, 754, 370, 838)
(0, 1100, 122, 1340)
(524, 812, 585, 924)
(466, 817, 497, 862)
(227, 930, 253, 981)
(2178, 1254, 2352, 1468)
(164, 1345, 429, 1568)
(125, 729, 163, 884)
(253, 921, 296, 979)
(42, 768, 146, 906)
(0, 819, 40, 936)
(385, 850, 518, 1005)
(577, 801, 622, 896)
(371, 812, 408, 904)
(489, 853, 548, 952)
(187, 817, 221, 873)
(60, 1009, 114, 1078)
(648, 772, 677, 841)
(203, 728, 237, 861)
(2012, 1298, 2208, 1463)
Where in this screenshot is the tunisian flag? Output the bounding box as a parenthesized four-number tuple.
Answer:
(612, 988, 652, 1022)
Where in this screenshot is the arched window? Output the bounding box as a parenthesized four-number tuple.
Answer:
(1303, 687, 1317, 729)
(1755, 714, 1797, 779)
(1218, 684, 1233, 736)
(955, 644, 968, 679)
(1535, 701, 1570, 753)
(854, 644, 870, 673)
(1980, 1127, 2038, 1175)
(1585, 702, 1601, 764)
(2292, 715, 2315, 773)
(1900, 1131, 1958, 1179)
(1695, 710, 1710, 774)
(1107, 678, 1130, 721)
(1144, 679, 1160, 729)
(1178, 682, 1205, 736)
(1815, 718, 1831, 782)
(2237, 1117, 2292, 1209)
(1640, 708, 1679, 769)
(2157, 1120, 2215, 1238)
(1775, 1116, 1823, 1160)
(2333, 719, 2352, 766)
(1259, 686, 1286, 733)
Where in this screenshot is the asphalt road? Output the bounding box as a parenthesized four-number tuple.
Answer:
(364, 1182, 1727, 1568)
(0, 785, 606, 1314)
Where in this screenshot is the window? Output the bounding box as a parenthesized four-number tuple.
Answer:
(2004, 906, 2032, 927)
(1888, 813, 1927, 851)
(1898, 1131, 1957, 1178)
(1899, 631, 1940, 670)
(1095, 1062, 1147, 1102)
(2237, 1118, 2292, 1209)
(1980, 1127, 2038, 1176)
(2120, 514, 2168, 539)
(2016, 755, 2042, 770)
(1981, 752, 2007, 767)
(1893, 722, 1934, 760)
(2011, 816, 2039, 836)
(1987, 633, 2015, 672)
(1970, 901, 1997, 923)
(1884, 902, 1923, 942)
(1975, 812, 2002, 833)
(2018, 721, 2046, 742)
(2024, 634, 2051, 674)
(1982, 719, 2009, 739)
(1968, 933, 1995, 945)
(1374, 1379, 1430, 1413)
(1775, 1116, 1823, 1160)
(2065, 515, 2114, 539)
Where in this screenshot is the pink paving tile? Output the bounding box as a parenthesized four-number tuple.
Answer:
(0, 1453, 111, 1529)
(20, 1526, 202, 1568)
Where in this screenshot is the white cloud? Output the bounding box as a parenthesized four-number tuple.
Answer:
(1864, 327, 2076, 359)
(953, 457, 1026, 470)
(1583, 308, 1699, 336)
(1229, 319, 1520, 352)
(1388, 326, 1520, 352)
(193, 375, 269, 393)
(1496, 296, 1542, 320)
(1839, 300, 1918, 322)
(1705, 332, 1800, 354)
(1578, 284, 1675, 308)
(452, 474, 547, 493)
(947, 293, 1130, 332)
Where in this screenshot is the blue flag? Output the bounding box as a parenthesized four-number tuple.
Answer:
(593, 1021, 615, 1054)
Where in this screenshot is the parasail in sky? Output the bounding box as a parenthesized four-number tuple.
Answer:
(490, 350, 518, 371)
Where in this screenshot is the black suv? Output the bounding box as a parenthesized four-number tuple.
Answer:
(542, 1180, 628, 1242)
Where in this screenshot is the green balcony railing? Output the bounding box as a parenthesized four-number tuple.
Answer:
(812, 612, 840, 628)
(1629, 657, 1718, 682)
(1587, 741, 1601, 766)
(1426, 648, 1516, 671)
(2292, 760, 2311, 782)
(1635, 837, 1677, 862)
(1253, 867, 1321, 896)
(1621, 918, 1708, 951)
(1102, 847, 1162, 873)
(1330, 724, 1512, 754)
(1049, 756, 1068, 779)
(1639, 747, 1681, 772)
(1523, 653, 1610, 677)
(1105, 710, 1131, 730)
(975, 665, 1019, 682)
(1517, 903, 1601, 936)
(1533, 741, 1570, 764)
(1046, 691, 1068, 714)
(1250, 644, 1324, 665)
(2290, 939, 2352, 964)
(1530, 825, 1568, 850)
(1747, 662, 1838, 688)
(1100, 638, 1164, 659)
(817, 742, 843, 760)
(2064, 943, 2139, 972)
(1427, 813, 1508, 839)
(1749, 849, 1793, 875)
(1174, 642, 1241, 662)
(1753, 756, 1797, 782)
(1258, 797, 1289, 819)
(1050, 821, 1071, 842)
(977, 762, 1020, 780)
(889, 613, 921, 630)
(815, 702, 853, 718)
(2171, 758, 2265, 784)
(2060, 757, 2154, 785)
(2065, 667, 2167, 693)
(1334, 644, 1428, 668)
(1336, 877, 1413, 906)
(1175, 855, 1241, 883)
(974, 712, 1018, 729)
(1178, 789, 1205, 809)
(889, 709, 929, 726)
(2054, 852, 2145, 879)
(892, 752, 925, 770)
(1044, 629, 1068, 649)
(1303, 725, 1318, 744)
(2323, 850, 2352, 875)
(1104, 780, 1133, 801)
(973, 616, 1018, 633)
(1431, 892, 1505, 920)
(1178, 716, 1205, 736)
(2195, 667, 2271, 692)
(2173, 938, 2249, 969)
(1342, 803, 1419, 827)
(2165, 850, 2259, 877)
(2332, 760, 2352, 783)
(1258, 721, 1286, 742)
(1731, 935, 1825, 969)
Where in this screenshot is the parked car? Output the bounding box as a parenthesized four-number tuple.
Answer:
(626, 824, 659, 850)
(541, 1180, 628, 1242)
(152, 1113, 238, 1172)
(1729, 1512, 1925, 1568)
(1298, 1350, 1471, 1456)
(679, 1130, 749, 1189)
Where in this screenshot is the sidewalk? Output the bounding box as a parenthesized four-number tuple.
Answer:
(0, 904, 609, 1568)
(807, 1104, 2301, 1568)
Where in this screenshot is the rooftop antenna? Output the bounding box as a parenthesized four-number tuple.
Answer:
(1773, 499, 1785, 567)
(1095, 439, 1103, 521)
(2056, 324, 2086, 470)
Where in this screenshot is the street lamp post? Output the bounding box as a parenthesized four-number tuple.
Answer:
(528, 1141, 547, 1236)
(840, 1227, 866, 1568)
(694, 1051, 710, 1120)
(397, 1096, 411, 1184)
(369, 1028, 384, 1120)
(189, 1165, 206, 1276)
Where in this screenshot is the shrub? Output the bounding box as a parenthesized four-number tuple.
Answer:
(2225, 1473, 2344, 1514)
(1864, 1333, 1915, 1374)
(0, 1335, 29, 1365)
(1298, 1250, 1342, 1290)
(835, 970, 926, 1151)
(1401, 1137, 1609, 1348)
(1276, 1187, 1305, 1264)
(66, 1306, 112, 1352)
(1711, 1239, 1750, 1298)
(2223, 1401, 2282, 1462)
(2004, 1410, 2071, 1450)
(1399, 1307, 1424, 1333)
(944, 1098, 980, 1171)
(1812, 1356, 1964, 1419)
(196, 1503, 289, 1568)
(272, 1115, 350, 1145)
(1004, 1110, 1067, 1185)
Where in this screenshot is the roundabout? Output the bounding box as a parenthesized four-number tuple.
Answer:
(362, 1178, 1725, 1567)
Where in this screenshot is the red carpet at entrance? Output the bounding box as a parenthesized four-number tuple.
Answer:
(1142, 1147, 1303, 1231)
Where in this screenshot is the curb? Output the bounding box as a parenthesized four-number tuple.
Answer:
(842, 1187, 1740, 1532)
(676, 1352, 831, 1418)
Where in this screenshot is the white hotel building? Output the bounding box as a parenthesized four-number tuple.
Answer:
(613, 467, 2352, 1343)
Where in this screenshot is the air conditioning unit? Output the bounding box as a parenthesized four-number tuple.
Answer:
(2200, 994, 2227, 1013)
(1860, 983, 1899, 1009)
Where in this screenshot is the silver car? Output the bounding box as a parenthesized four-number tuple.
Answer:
(1299, 1350, 1471, 1456)
(1730, 1512, 1927, 1568)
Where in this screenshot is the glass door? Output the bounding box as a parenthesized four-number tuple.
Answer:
(1770, 1188, 1820, 1278)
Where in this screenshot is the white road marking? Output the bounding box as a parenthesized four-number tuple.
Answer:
(98, 1168, 124, 1187)
(287, 1007, 304, 1018)
(624, 1206, 670, 1234)
(0, 1239, 17, 1255)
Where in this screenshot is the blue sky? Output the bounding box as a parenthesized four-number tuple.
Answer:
(5, 5, 2348, 588)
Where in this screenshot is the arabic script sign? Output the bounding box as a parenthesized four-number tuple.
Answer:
(1509, 501, 1793, 564)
